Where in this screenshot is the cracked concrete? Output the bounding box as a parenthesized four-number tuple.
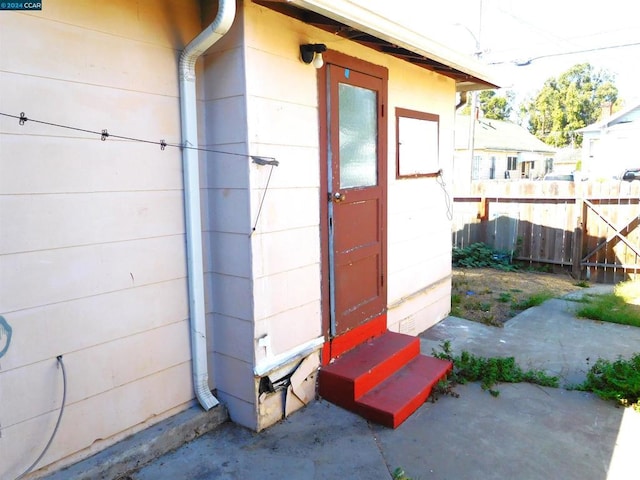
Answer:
(127, 286, 639, 480)
(56, 285, 639, 480)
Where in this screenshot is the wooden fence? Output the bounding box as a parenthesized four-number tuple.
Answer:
(452, 180, 640, 283)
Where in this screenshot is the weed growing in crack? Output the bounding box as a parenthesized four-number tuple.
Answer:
(431, 340, 559, 397)
(392, 467, 413, 480)
(572, 353, 640, 411)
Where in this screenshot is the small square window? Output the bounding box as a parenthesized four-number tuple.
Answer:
(396, 108, 439, 178)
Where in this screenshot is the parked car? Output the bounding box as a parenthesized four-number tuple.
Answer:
(621, 168, 640, 181)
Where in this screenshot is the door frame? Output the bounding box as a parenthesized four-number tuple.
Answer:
(318, 51, 389, 362)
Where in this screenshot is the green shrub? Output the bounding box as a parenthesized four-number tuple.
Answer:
(452, 243, 516, 271)
(576, 354, 640, 411)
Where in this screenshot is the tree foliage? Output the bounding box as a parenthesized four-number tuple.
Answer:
(478, 90, 514, 121)
(459, 90, 514, 121)
(525, 63, 618, 147)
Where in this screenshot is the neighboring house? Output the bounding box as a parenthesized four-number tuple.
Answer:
(578, 101, 640, 179)
(553, 147, 582, 174)
(454, 115, 556, 192)
(0, 1, 498, 478)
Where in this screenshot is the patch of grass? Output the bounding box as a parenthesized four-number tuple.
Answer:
(574, 280, 591, 288)
(574, 354, 640, 412)
(479, 302, 492, 312)
(432, 341, 559, 397)
(480, 313, 498, 327)
(450, 294, 463, 317)
(575, 280, 640, 327)
(497, 292, 512, 303)
(512, 291, 555, 310)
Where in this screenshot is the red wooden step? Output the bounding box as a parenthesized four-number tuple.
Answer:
(355, 355, 453, 428)
(318, 332, 420, 409)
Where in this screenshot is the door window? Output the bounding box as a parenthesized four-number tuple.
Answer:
(338, 83, 378, 188)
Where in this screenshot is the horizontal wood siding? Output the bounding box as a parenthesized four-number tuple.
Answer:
(0, 2, 202, 477)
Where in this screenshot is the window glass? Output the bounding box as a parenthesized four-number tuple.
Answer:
(339, 83, 377, 188)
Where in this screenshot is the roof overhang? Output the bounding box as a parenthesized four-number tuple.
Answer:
(254, 0, 501, 91)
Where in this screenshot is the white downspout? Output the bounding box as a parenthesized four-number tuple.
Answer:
(179, 0, 236, 411)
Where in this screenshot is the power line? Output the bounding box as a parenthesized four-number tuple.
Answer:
(488, 41, 640, 66)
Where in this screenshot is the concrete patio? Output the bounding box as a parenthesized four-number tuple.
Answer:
(47, 286, 640, 480)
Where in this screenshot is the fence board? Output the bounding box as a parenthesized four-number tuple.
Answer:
(453, 180, 640, 283)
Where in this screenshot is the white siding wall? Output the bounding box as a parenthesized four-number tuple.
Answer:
(0, 2, 202, 477)
(385, 61, 455, 335)
(243, 3, 454, 367)
(243, 3, 323, 367)
(200, 3, 259, 429)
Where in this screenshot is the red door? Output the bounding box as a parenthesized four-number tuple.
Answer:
(319, 53, 388, 356)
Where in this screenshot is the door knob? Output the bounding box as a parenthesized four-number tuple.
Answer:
(329, 192, 346, 203)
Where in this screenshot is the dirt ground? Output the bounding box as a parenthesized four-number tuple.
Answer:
(451, 267, 586, 326)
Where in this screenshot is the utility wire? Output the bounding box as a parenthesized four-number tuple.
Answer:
(489, 41, 640, 66)
(0, 111, 275, 161)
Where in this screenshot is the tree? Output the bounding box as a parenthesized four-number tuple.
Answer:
(525, 63, 618, 147)
(459, 90, 514, 121)
(478, 90, 514, 120)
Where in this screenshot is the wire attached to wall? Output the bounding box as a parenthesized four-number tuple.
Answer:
(436, 169, 453, 221)
(0, 111, 276, 161)
(250, 157, 280, 237)
(3, 110, 282, 237)
(15, 355, 67, 480)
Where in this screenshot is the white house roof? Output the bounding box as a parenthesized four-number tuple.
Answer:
(455, 115, 556, 154)
(578, 101, 640, 133)
(256, 0, 501, 91)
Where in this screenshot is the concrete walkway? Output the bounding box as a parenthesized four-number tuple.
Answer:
(129, 286, 640, 480)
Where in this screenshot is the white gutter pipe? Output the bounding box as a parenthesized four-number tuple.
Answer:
(179, 0, 236, 411)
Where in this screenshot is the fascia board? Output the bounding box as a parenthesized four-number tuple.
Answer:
(287, 0, 501, 90)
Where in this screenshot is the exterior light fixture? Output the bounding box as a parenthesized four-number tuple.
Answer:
(300, 43, 327, 69)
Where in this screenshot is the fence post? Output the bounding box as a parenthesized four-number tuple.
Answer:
(572, 183, 585, 279)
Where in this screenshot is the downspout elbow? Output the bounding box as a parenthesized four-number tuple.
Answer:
(179, 0, 236, 411)
(179, 1, 236, 81)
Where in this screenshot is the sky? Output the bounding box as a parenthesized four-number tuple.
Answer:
(357, 0, 640, 105)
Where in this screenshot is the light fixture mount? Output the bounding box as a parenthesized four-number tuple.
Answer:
(300, 43, 327, 65)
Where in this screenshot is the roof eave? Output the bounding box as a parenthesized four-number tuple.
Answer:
(263, 0, 501, 91)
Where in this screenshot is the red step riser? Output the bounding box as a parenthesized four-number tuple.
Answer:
(318, 336, 420, 403)
(355, 358, 453, 428)
(356, 386, 431, 428)
(353, 340, 419, 398)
